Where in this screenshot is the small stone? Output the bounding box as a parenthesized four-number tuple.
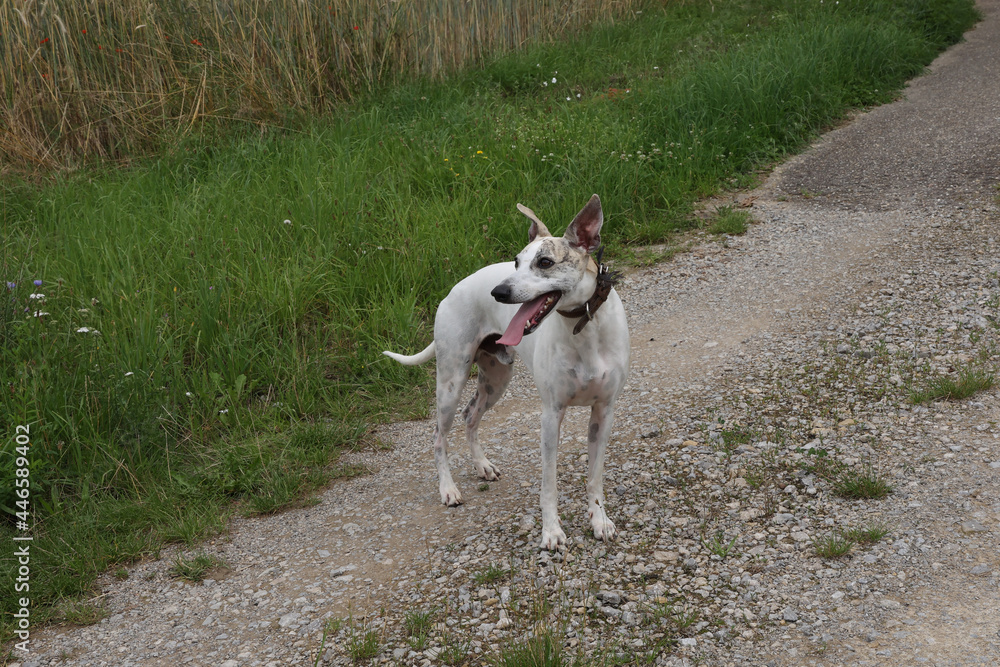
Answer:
(682, 440, 698, 447)
(970, 564, 990, 575)
(960, 520, 988, 534)
(879, 599, 901, 610)
(653, 551, 679, 563)
(221, 661, 239, 667)
(278, 613, 300, 628)
(679, 638, 698, 647)
(640, 425, 661, 439)
(782, 607, 799, 622)
(989, 461, 1000, 469)
(597, 591, 622, 607)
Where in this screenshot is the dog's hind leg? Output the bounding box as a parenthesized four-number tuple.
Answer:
(433, 349, 475, 507)
(462, 351, 513, 481)
(585, 402, 617, 541)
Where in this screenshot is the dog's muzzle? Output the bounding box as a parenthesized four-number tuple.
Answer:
(491, 284, 513, 303)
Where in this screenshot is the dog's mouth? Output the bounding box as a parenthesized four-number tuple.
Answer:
(496, 291, 561, 347)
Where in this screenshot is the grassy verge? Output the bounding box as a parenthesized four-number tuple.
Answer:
(0, 0, 980, 638)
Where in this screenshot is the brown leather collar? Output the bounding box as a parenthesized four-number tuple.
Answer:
(557, 247, 621, 335)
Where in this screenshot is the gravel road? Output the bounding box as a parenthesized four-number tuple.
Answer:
(12, 1, 1000, 666)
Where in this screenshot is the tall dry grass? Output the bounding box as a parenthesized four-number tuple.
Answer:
(0, 0, 636, 170)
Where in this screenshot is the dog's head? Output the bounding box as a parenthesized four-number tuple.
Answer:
(491, 194, 603, 345)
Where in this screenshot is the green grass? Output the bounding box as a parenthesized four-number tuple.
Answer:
(909, 365, 995, 403)
(168, 552, 227, 583)
(346, 629, 382, 662)
(707, 206, 752, 236)
(56, 600, 107, 626)
(844, 521, 891, 544)
(701, 531, 739, 559)
(833, 463, 894, 500)
(0, 0, 980, 639)
(473, 561, 511, 586)
(813, 531, 855, 559)
(403, 609, 436, 651)
(498, 631, 562, 667)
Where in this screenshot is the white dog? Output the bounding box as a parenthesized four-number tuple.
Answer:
(384, 195, 630, 550)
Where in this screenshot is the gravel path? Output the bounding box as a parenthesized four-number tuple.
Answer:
(13, 2, 1000, 666)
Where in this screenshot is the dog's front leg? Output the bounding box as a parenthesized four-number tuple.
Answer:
(539, 405, 567, 550)
(587, 402, 617, 541)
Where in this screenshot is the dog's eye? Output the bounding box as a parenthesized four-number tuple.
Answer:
(514, 258, 520, 269)
(538, 257, 554, 269)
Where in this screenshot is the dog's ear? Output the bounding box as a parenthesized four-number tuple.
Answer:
(517, 203, 552, 242)
(564, 194, 603, 252)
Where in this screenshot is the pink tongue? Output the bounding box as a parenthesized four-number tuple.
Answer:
(497, 294, 549, 346)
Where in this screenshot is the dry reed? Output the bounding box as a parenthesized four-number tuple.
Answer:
(0, 0, 636, 170)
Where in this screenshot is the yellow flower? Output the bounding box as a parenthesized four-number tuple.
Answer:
(476, 150, 483, 154)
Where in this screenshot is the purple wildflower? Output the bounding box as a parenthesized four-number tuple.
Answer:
(34, 279, 43, 286)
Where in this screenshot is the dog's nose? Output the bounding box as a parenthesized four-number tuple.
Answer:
(491, 284, 512, 303)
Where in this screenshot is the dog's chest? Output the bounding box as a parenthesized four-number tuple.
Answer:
(546, 356, 623, 407)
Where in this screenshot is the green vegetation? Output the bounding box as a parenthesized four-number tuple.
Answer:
(909, 364, 995, 403)
(498, 631, 562, 667)
(833, 463, 895, 500)
(473, 561, 511, 585)
(701, 531, 739, 559)
(403, 609, 436, 651)
(707, 206, 753, 236)
(813, 531, 855, 559)
(1, 0, 636, 170)
(845, 520, 891, 544)
(815, 521, 890, 558)
(0, 0, 979, 637)
(346, 628, 382, 662)
(168, 551, 227, 583)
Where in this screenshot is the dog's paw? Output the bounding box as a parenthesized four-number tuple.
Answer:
(440, 485, 464, 507)
(475, 458, 501, 482)
(589, 507, 617, 542)
(539, 526, 567, 551)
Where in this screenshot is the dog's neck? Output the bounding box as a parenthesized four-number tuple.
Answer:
(557, 248, 620, 334)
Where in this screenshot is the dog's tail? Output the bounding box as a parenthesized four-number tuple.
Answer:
(382, 342, 436, 366)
